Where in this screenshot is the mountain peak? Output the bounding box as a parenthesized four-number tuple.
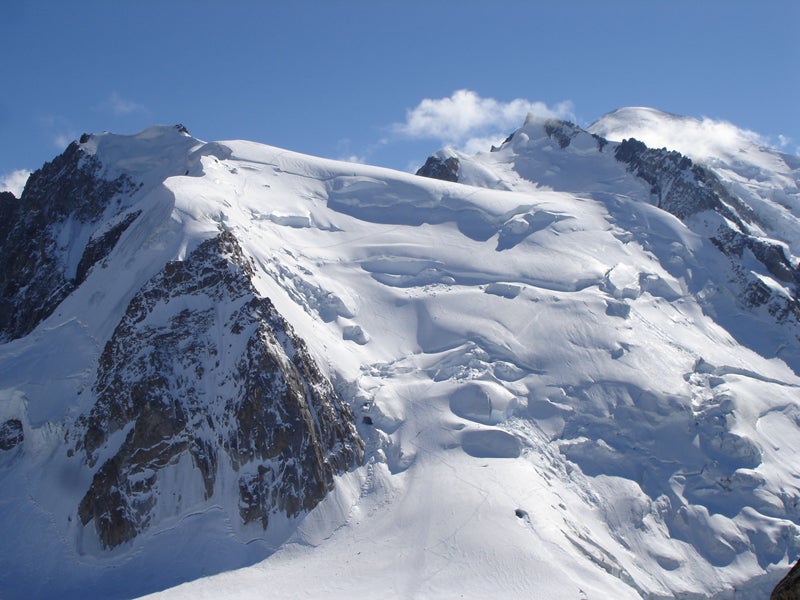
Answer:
(589, 106, 705, 147)
(592, 105, 684, 126)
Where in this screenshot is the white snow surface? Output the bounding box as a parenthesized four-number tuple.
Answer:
(1, 116, 799, 599)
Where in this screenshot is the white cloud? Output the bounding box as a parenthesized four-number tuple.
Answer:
(37, 114, 77, 149)
(334, 138, 367, 164)
(102, 92, 145, 116)
(340, 154, 366, 164)
(688, 117, 767, 155)
(591, 108, 779, 163)
(459, 135, 510, 155)
(392, 89, 575, 152)
(775, 134, 799, 156)
(0, 169, 32, 196)
(53, 133, 76, 149)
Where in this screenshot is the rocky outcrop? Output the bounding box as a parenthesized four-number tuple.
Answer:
(0, 419, 23, 451)
(538, 119, 608, 152)
(0, 190, 15, 207)
(710, 228, 800, 319)
(72, 231, 363, 548)
(543, 119, 582, 149)
(772, 559, 800, 599)
(0, 142, 139, 341)
(614, 138, 756, 223)
(416, 155, 460, 182)
(75, 210, 141, 285)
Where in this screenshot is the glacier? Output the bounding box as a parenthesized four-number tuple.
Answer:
(0, 108, 798, 599)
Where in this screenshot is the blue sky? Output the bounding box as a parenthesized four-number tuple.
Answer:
(1, 1, 797, 194)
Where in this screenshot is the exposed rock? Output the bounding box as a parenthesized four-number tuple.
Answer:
(0, 142, 139, 341)
(74, 231, 364, 548)
(711, 228, 798, 285)
(75, 210, 141, 285)
(614, 138, 755, 224)
(710, 228, 800, 319)
(772, 559, 800, 599)
(0, 419, 23, 451)
(593, 133, 608, 152)
(491, 132, 515, 152)
(416, 155, 460, 182)
(543, 119, 581, 149)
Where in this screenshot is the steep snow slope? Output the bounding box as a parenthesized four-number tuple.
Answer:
(0, 117, 799, 599)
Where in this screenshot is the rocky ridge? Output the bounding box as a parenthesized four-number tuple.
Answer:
(416, 154, 460, 182)
(71, 230, 364, 548)
(0, 141, 140, 341)
(612, 137, 800, 324)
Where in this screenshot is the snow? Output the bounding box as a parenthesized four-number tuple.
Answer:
(1, 111, 800, 599)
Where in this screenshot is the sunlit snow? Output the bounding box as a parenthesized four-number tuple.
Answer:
(1, 113, 799, 599)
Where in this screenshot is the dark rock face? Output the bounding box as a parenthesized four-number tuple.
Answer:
(416, 156, 460, 182)
(543, 119, 581, 149)
(613, 138, 757, 225)
(0, 419, 23, 451)
(617, 139, 727, 220)
(73, 231, 363, 548)
(75, 210, 141, 285)
(772, 559, 800, 599)
(0, 142, 139, 341)
(491, 132, 515, 152)
(710, 228, 800, 320)
(540, 118, 609, 152)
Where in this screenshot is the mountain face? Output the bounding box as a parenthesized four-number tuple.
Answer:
(70, 230, 363, 548)
(0, 127, 364, 597)
(0, 141, 139, 341)
(1, 112, 800, 599)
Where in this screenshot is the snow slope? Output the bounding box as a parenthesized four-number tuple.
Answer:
(1, 115, 799, 599)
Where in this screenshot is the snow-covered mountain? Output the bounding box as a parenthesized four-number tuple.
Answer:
(1, 109, 799, 599)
